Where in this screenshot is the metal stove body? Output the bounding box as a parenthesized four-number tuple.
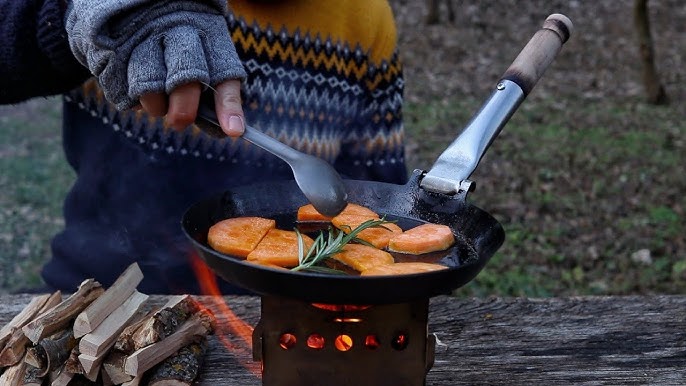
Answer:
(253, 296, 436, 386)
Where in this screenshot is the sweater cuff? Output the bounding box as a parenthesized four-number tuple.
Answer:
(36, 0, 87, 75)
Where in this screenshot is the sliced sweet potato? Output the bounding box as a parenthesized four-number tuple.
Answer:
(297, 203, 378, 223)
(207, 217, 275, 257)
(388, 223, 455, 254)
(331, 244, 395, 272)
(331, 215, 403, 249)
(247, 229, 314, 268)
(360, 262, 448, 276)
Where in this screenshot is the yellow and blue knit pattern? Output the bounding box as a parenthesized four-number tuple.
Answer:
(67, 0, 407, 183)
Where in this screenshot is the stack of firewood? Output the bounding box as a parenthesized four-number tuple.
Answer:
(0, 263, 216, 386)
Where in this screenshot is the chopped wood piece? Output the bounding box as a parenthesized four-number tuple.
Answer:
(388, 223, 455, 254)
(22, 279, 104, 344)
(207, 217, 275, 257)
(246, 229, 315, 267)
(79, 290, 149, 357)
(24, 329, 77, 377)
(101, 367, 115, 386)
(122, 374, 144, 386)
(125, 309, 215, 377)
(22, 364, 43, 386)
(132, 295, 200, 351)
(0, 355, 27, 386)
(0, 328, 31, 367)
(102, 351, 133, 385)
(332, 243, 395, 272)
(147, 339, 208, 386)
(63, 346, 84, 375)
(113, 307, 158, 354)
(332, 215, 403, 249)
(49, 367, 75, 386)
(73, 263, 144, 338)
(0, 292, 62, 366)
(77, 353, 101, 381)
(360, 262, 448, 276)
(0, 293, 51, 350)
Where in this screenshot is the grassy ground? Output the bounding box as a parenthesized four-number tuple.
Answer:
(0, 98, 71, 292)
(0, 0, 684, 296)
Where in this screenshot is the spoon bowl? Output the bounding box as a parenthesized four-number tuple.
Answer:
(196, 105, 348, 217)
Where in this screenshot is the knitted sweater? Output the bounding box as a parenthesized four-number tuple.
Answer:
(3, 0, 407, 294)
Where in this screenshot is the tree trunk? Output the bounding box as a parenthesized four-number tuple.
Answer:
(634, 0, 668, 104)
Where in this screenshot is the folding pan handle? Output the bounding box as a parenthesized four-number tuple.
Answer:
(420, 14, 573, 196)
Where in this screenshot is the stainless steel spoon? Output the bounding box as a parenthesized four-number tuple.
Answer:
(195, 104, 348, 217)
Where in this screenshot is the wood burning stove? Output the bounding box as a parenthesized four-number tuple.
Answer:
(253, 296, 435, 386)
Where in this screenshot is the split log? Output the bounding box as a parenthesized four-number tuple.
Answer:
(0, 292, 62, 367)
(122, 374, 144, 386)
(113, 307, 158, 354)
(102, 351, 133, 385)
(76, 353, 101, 382)
(24, 329, 77, 377)
(0, 293, 52, 350)
(131, 295, 199, 350)
(79, 291, 149, 357)
(49, 367, 75, 386)
(0, 355, 27, 386)
(63, 345, 85, 375)
(73, 263, 144, 338)
(22, 364, 43, 386)
(125, 309, 215, 377)
(23, 279, 103, 344)
(146, 339, 208, 386)
(100, 362, 115, 386)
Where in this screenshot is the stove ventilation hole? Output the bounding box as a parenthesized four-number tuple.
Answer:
(364, 334, 380, 350)
(391, 332, 409, 351)
(334, 334, 353, 351)
(279, 333, 297, 350)
(307, 334, 325, 350)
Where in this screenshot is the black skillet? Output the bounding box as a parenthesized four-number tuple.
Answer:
(182, 14, 573, 304)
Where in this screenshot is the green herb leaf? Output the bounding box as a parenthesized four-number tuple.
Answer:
(291, 217, 394, 273)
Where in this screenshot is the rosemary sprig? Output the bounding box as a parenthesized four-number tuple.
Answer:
(291, 218, 393, 273)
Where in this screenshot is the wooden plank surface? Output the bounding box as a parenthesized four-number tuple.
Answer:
(1, 294, 684, 385)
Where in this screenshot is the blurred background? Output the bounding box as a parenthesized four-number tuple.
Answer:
(0, 0, 684, 296)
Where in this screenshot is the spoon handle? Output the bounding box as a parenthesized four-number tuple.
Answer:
(195, 104, 300, 163)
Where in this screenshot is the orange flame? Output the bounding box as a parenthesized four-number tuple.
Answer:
(189, 253, 261, 377)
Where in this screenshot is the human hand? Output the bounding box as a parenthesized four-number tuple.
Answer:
(66, 0, 247, 135)
(140, 79, 245, 136)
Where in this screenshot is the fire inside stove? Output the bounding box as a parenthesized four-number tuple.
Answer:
(253, 296, 435, 386)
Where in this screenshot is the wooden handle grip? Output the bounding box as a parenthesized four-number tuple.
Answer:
(501, 13, 573, 95)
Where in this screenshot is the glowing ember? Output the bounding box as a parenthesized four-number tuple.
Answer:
(279, 333, 297, 350)
(364, 335, 380, 350)
(391, 333, 409, 350)
(307, 334, 325, 349)
(334, 334, 353, 351)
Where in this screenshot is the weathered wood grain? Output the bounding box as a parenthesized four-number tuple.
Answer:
(1, 294, 684, 385)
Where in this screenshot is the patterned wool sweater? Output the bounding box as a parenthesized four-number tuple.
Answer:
(43, 0, 407, 293)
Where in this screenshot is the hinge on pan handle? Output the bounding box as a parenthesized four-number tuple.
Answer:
(419, 14, 573, 198)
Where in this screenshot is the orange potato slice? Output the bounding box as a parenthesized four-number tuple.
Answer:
(298, 203, 378, 222)
(331, 215, 403, 249)
(207, 217, 275, 257)
(360, 262, 448, 276)
(388, 223, 455, 254)
(331, 244, 395, 272)
(247, 229, 314, 268)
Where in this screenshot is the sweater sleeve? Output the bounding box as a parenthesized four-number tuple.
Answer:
(0, 0, 90, 104)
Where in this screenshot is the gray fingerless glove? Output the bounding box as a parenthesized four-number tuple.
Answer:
(66, 0, 246, 110)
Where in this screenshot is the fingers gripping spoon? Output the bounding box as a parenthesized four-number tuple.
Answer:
(196, 105, 348, 217)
